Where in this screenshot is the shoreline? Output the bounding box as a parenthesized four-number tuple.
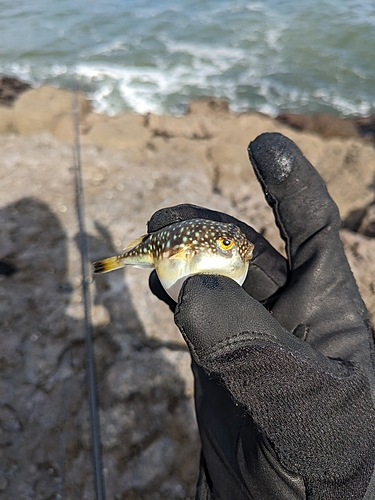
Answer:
(0, 82, 374, 225)
(1, 75, 375, 144)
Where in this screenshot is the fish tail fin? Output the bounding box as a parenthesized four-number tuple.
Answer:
(93, 256, 125, 274)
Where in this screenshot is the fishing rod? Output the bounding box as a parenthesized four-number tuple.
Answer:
(71, 89, 106, 500)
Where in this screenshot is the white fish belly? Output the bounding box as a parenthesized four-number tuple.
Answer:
(155, 255, 249, 302)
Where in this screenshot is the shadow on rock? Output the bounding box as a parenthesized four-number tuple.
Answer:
(0, 197, 199, 500)
(0, 197, 77, 499)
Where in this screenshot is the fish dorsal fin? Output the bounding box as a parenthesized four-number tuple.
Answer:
(123, 233, 149, 252)
(168, 246, 193, 260)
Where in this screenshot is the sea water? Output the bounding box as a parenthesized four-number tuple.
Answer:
(0, 0, 374, 117)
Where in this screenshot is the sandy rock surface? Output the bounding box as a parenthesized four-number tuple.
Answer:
(0, 86, 374, 499)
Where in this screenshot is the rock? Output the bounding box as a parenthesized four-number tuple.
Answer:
(276, 113, 314, 133)
(344, 203, 375, 239)
(355, 115, 375, 142)
(340, 229, 375, 324)
(0, 106, 15, 133)
(146, 100, 235, 141)
(313, 139, 375, 218)
(116, 436, 178, 492)
(52, 113, 78, 143)
(159, 348, 194, 398)
(146, 135, 214, 181)
(358, 204, 375, 238)
(147, 112, 218, 139)
(277, 112, 359, 140)
(82, 112, 151, 162)
(0, 260, 17, 276)
(0, 75, 31, 106)
(80, 111, 109, 133)
(106, 352, 184, 401)
(13, 86, 91, 134)
(277, 112, 375, 145)
(125, 266, 185, 345)
(187, 97, 230, 115)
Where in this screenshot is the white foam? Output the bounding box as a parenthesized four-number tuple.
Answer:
(1, 0, 374, 118)
(2, 54, 373, 119)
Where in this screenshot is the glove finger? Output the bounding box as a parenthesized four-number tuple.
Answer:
(175, 274, 342, 375)
(248, 133, 370, 358)
(148, 203, 287, 301)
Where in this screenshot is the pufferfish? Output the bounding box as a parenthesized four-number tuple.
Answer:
(93, 219, 254, 301)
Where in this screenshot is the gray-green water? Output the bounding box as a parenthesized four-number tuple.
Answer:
(0, 0, 374, 116)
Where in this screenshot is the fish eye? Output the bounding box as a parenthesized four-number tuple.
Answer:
(217, 237, 235, 251)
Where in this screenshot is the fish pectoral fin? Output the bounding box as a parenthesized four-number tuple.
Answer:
(93, 256, 124, 274)
(168, 247, 193, 261)
(132, 263, 154, 269)
(123, 233, 149, 252)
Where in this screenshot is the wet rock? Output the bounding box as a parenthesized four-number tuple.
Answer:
(276, 112, 359, 139)
(354, 115, 375, 142)
(187, 97, 230, 115)
(277, 112, 375, 144)
(0, 75, 31, 106)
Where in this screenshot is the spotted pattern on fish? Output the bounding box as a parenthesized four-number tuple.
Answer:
(93, 219, 254, 301)
(125, 220, 251, 260)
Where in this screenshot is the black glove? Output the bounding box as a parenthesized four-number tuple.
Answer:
(148, 133, 375, 500)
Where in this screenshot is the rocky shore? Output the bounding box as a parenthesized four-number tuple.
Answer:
(1, 83, 375, 499)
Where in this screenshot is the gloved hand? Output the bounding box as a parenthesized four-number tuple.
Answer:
(148, 133, 375, 500)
